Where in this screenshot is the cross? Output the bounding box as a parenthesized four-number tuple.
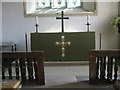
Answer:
(56, 11, 69, 33)
(55, 35, 71, 57)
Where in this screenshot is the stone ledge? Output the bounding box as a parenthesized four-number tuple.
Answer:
(44, 61, 89, 66)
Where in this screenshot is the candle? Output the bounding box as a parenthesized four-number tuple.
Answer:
(87, 15, 89, 23)
(35, 16, 38, 24)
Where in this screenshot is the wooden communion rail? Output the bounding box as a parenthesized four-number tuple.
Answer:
(1, 51, 45, 85)
(89, 49, 120, 84)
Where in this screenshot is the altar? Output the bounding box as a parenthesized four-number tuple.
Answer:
(31, 32, 95, 61)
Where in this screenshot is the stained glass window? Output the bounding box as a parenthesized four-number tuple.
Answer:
(36, 0, 51, 9)
(67, 0, 81, 8)
(36, 0, 81, 9)
(24, 0, 97, 16)
(51, 0, 66, 8)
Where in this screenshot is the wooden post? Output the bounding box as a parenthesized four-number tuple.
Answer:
(89, 51, 97, 84)
(25, 33, 28, 52)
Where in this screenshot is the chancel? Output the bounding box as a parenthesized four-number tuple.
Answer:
(1, 1, 120, 90)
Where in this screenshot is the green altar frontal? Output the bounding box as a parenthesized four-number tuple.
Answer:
(31, 32, 95, 61)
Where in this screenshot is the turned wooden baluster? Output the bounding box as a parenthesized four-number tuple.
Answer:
(2, 67, 5, 79)
(8, 66, 12, 79)
(33, 58, 38, 80)
(2, 58, 6, 79)
(107, 56, 110, 80)
(103, 56, 106, 80)
(107, 56, 113, 80)
(27, 58, 34, 81)
(100, 57, 105, 80)
(96, 57, 100, 79)
(8, 58, 12, 79)
(110, 57, 113, 80)
(15, 58, 20, 79)
(117, 56, 120, 80)
(114, 57, 118, 80)
(19, 58, 27, 81)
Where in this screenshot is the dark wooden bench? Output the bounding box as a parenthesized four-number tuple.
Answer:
(89, 49, 120, 84)
(1, 51, 45, 85)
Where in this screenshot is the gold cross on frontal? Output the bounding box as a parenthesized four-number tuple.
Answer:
(55, 35, 71, 57)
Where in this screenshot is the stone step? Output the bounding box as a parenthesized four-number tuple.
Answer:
(44, 61, 89, 66)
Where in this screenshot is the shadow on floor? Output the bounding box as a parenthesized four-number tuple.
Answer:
(22, 80, 115, 89)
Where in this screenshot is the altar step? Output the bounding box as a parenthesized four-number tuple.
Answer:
(44, 61, 89, 66)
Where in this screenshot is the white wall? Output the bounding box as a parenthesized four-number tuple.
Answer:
(2, 2, 119, 51)
(0, 1, 2, 90)
(82, 2, 95, 12)
(118, 1, 120, 16)
(0, 4, 1, 42)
